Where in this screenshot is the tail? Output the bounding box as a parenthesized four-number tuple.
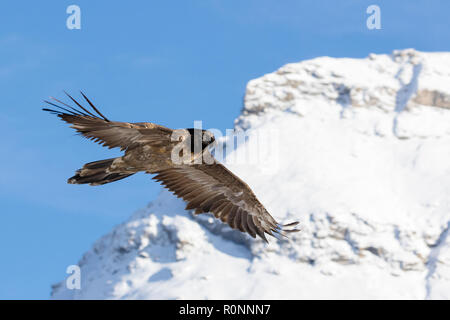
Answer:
(68, 158, 135, 186)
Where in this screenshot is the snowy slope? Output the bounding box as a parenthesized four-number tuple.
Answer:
(52, 49, 450, 299)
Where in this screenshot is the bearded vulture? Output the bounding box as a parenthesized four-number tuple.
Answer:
(43, 92, 299, 242)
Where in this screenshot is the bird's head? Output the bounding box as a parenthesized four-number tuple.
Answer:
(186, 128, 216, 152)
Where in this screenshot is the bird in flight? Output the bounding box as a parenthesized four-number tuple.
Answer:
(43, 92, 299, 242)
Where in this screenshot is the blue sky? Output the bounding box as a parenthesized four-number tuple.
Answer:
(0, 0, 449, 299)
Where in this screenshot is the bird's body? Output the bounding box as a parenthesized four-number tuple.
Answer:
(43, 92, 299, 242)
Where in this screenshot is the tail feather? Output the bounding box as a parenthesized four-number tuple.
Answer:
(68, 158, 134, 186)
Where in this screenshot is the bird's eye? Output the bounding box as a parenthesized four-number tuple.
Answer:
(203, 133, 215, 142)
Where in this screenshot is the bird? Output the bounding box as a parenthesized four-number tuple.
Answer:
(43, 92, 300, 242)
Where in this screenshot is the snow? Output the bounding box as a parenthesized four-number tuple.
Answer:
(52, 49, 450, 299)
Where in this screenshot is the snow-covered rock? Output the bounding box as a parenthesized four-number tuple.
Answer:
(52, 49, 450, 299)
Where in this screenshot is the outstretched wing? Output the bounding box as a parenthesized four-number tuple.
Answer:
(43, 92, 173, 151)
(153, 163, 299, 242)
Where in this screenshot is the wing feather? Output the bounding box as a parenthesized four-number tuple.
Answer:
(43, 92, 173, 151)
(153, 163, 299, 242)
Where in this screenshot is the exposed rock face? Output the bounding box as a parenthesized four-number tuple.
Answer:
(413, 90, 450, 109)
(52, 50, 450, 299)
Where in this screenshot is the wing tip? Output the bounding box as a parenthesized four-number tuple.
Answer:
(43, 91, 110, 122)
(79, 90, 110, 122)
(269, 221, 301, 240)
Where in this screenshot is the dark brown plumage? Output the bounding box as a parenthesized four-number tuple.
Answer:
(43, 92, 300, 242)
